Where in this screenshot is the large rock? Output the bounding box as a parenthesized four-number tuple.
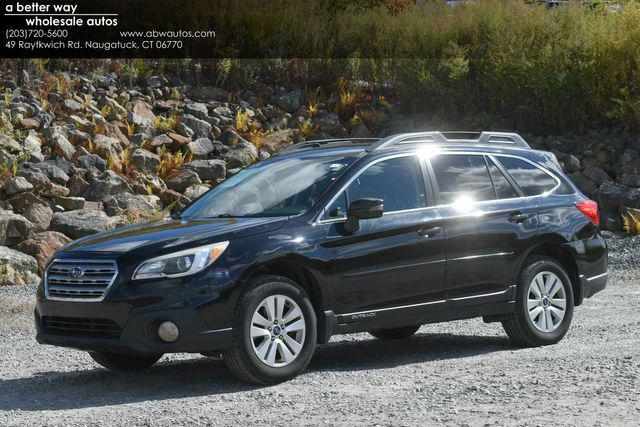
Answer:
(103, 193, 156, 217)
(187, 138, 215, 158)
(166, 170, 202, 193)
(223, 141, 258, 168)
(93, 134, 122, 160)
(313, 111, 347, 136)
(184, 184, 209, 200)
(50, 209, 124, 239)
(83, 170, 133, 201)
(16, 231, 71, 275)
(19, 162, 69, 185)
(596, 181, 640, 211)
(159, 189, 191, 210)
(22, 203, 53, 232)
(183, 159, 226, 181)
(51, 134, 76, 160)
(583, 165, 613, 186)
(2, 176, 33, 197)
(180, 114, 212, 139)
(128, 100, 156, 128)
(131, 148, 161, 175)
(567, 172, 598, 197)
(4, 192, 47, 214)
(619, 174, 640, 188)
(0, 209, 34, 246)
(260, 129, 299, 154)
(274, 90, 302, 113)
(184, 102, 209, 120)
(0, 246, 39, 286)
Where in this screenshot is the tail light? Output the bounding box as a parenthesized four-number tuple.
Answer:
(575, 200, 600, 226)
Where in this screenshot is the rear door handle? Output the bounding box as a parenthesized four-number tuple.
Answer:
(417, 226, 442, 238)
(509, 213, 530, 224)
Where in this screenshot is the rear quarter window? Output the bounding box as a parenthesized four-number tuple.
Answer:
(497, 157, 558, 196)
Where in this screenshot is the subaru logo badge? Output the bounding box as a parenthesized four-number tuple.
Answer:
(69, 267, 84, 278)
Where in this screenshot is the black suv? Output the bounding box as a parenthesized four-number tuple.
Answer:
(36, 131, 608, 384)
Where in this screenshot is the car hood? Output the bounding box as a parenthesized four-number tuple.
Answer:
(62, 217, 288, 256)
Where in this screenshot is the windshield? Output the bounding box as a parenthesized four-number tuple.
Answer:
(180, 152, 359, 218)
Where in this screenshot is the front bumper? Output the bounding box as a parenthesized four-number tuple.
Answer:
(35, 305, 233, 356)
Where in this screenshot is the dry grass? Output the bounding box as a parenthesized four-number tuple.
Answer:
(623, 211, 640, 235)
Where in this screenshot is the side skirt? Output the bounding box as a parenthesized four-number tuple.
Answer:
(328, 286, 516, 336)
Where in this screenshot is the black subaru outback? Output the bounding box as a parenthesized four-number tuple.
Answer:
(36, 131, 608, 384)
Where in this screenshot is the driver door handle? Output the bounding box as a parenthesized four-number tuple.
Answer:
(417, 226, 442, 238)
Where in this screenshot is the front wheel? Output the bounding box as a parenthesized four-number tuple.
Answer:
(89, 352, 162, 371)
(222, 275, 317, 384)
(502, 256, 574, 347)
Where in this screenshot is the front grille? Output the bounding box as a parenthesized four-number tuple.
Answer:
(41, 316, 122, 338)
(45, 259, 118, 302)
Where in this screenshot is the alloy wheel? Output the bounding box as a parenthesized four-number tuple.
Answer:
(527, 271, 567, 333)
(250, 294, 306, 367)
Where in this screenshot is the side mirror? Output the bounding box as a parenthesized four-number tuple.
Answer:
(344, 198, 383, 234)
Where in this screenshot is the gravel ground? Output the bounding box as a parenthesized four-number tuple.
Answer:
(1, 237, 638, 426)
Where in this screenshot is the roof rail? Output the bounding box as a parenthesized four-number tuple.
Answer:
(280, 137, 381, 153)
(366, 131, 530, 152)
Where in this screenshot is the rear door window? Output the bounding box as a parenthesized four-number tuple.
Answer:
(486, 157, 520, 199)
(497, 157, 558, 196)
(431, 155, 495, 204)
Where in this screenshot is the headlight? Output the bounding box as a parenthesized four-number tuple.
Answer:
(132, 241, 229, 280)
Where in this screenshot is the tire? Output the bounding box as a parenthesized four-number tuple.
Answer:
(89, 352, 162, 371)
(502, 256, 574, 347)
(222, 275, 317, 385)
(369, 325, 420, 340)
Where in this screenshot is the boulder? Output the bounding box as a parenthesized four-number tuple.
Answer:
(0, 209, 34, 246)
(51, 134, 76, 160)
(166, 170, 202, 193)
(77, 154, 107, 172)
(274, 90, 302, 113)
(0, 246, 39, 286)
(596, 181, 640, 211)
(54, 196, 86, 211)
(186, 138, 215, 158)
(2, 176, 33, 197)
(83, 170, 132, 201)
(22, 203, 53, 232)
(567, 172, 597, 197)
(184, 184, 209, 200)
(220, 129, 250, 147)
(131, 148, 161, 175)
(67, 174, 90, 197)
(583, 165, 613, 186)
(49, 209, 123, 239)
(128, 100, 156, 128)
(103, 193, 156, 217)
(619, 174, 640, 188)
(150, 133, 173, 148)
(183, 159, 226, 181)
(16, 231, 71, 275)
(313, 111, 347, 136)
(40, 180, 70, 198)
(159, 189, 191, 210)
(184, 102, 209, 120)
(223, 141, 258, 168)
(93, 134, 122, 160)
(180, 114, 212, 139)
(4, 192, 48, 214)
(260, 129, 300, 154)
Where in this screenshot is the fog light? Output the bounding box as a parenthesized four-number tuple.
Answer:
(157, 321, 179, 343)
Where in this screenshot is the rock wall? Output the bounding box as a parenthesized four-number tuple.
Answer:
(0, 70, 638, 284)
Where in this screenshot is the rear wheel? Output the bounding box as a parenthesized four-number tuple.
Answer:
(89, 352, 162, 371)
(502, 256, 574, 347)
(369, 325, 420, 340)
(222, 275, 317, 384)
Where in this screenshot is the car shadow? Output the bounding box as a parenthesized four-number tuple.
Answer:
(0, 332, 513, 411)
